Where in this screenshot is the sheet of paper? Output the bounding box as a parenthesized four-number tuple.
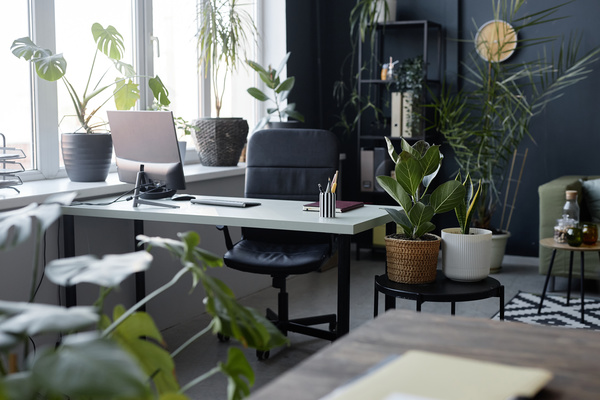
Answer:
(320, 350, 553, 400)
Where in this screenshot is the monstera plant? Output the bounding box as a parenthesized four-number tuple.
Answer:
(0, 194, 287, 399)
(11, 23, 170, 182)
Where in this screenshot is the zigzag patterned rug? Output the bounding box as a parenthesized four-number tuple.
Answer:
(492, 291, 600, 330)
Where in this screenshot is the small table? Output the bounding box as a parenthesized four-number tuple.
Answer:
(538, 237, 600, 322)
(374, 271, 504, 319)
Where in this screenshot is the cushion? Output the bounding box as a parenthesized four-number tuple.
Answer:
(581, 178, 600, 223)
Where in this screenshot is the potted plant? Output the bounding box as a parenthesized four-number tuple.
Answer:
(429, 0, 600, 271)
(0, 195, 288, 399)
(393, 56, 425, 138)
(441, 173, 493, 282)
(246, 52, 305, 131)
(193, 0, 257, 166)
(11, 23, 170, 182)
(376, 137, 465, 284)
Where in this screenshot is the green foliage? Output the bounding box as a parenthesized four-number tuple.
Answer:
(376, 137, 465, 239)
(333, 0, 391, 136)
(197, 0, 258, 117)
(246, 52, 305, 131)
(11, 23, 170, 134)
(428, 0, 600, 230)
(0, 201, 288, 399)
(454, 172, 482, 234)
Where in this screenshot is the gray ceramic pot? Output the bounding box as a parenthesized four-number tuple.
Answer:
(61, 133, 113, 182)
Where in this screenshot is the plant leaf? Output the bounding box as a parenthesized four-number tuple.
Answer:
(430, 180, 465, 214)
(275, 77, 295, 93)
(395, 156, 423, 198)
(108, 305, 179, 394)
(381, 208, 412, 234)
(114, 78, 140, 110)
(149, 75, 171, 107)
(0, 301, 98, 336)
(247, 87, 270, 102)
(32, 333, 150, 399)
(45, 252, 152, 287)
(11, 37, 67, 81)
(376, 176, 412, 211)
(219, 347, 255, 400)
(91, 22, 125, 61)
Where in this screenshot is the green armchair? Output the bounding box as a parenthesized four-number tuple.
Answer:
(538, 175, 600, 280)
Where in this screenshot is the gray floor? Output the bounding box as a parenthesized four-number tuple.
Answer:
(160, 249, 593, 399)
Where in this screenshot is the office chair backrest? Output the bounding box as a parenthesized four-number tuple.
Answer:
(245, 129, 339, 201)
(244, 128, 339, 243)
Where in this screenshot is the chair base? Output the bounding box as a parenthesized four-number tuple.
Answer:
(266, 308, 337, 341)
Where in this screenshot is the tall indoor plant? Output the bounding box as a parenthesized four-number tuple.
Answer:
(430, 0, 600, 233)
(376, 137, 465, 284)
(193, 0, 258, 166)
(246, 52, 305, 131)
(429, 0, 600, 270)
(11, 23, 170, 182)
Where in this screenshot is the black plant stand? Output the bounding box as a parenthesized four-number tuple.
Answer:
(374, 271, 504, 319)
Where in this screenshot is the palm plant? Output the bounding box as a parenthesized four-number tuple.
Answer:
(429, 0, 600, 231)
(11, 23, 170, 134)
(197, 0, 258, 117)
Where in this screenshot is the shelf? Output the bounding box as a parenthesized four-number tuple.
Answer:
(0, 133, 26, 193)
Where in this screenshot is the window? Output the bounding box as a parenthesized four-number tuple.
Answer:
(1, 0, 270, 181)
(1, 2, 33, 170)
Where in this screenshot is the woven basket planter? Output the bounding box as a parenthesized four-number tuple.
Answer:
(192, 118, 248, 166)
(385, 233, 441, 284)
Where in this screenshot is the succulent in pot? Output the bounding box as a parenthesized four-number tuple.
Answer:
(376, 137, 465, 284)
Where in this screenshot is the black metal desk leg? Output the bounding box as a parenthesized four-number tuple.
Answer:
(567, 251, 574, 305)
(336, 235, 351, 338)
(451, 302, 456, 315)
(63, 215, 77, 307)
(580, 252, 585, 322)
(538, 249, 557, 314)
(373, 280, 379, 317)
(134, 220, 146, 311)
(499, 285, 505, 320)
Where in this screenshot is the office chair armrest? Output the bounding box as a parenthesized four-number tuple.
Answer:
(216, 225, 234, 250)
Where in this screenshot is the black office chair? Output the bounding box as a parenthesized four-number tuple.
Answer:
(219, 128, 339, 359)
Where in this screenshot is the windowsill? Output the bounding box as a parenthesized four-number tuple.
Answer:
(0, 163, 246, 212)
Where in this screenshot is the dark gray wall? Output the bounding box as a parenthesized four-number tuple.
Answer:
(287, 0, 600, 257)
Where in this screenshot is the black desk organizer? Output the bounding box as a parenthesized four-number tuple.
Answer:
(0, 133, 26, 193)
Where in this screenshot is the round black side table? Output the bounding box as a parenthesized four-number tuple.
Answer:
(374, 271, 504, 319)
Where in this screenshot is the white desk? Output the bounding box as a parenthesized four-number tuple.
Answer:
(61, 195, 395, 337)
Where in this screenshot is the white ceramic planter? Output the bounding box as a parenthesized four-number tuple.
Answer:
(490, 231, 511, 273)
(442, 228, 492, 282)
(376, 0, 397, 23)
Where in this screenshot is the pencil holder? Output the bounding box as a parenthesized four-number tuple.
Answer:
(319, 192, 336, 218)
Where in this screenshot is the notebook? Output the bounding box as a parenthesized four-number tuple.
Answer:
(320, 350, 553, 400)
(303, 200, 364, 213)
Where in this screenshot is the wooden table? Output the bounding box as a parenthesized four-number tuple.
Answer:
(539, 237, 600, 321)
(248, 310, 600, 400)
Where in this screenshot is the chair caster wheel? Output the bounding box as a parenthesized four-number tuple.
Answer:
(256, 350, 270, 360)
(217, 333, 230, 342)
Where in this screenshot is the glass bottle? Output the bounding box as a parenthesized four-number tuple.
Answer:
(562, 190, 580, 226)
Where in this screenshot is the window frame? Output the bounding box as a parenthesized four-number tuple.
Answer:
(19, 0, 277, 182)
